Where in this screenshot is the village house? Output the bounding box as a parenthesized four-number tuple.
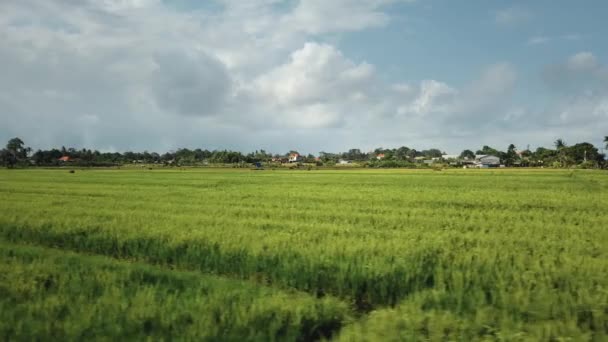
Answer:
(288, 153, 303, 163)
(58, 156, 71, 162)
(474, 155, 501, 168)
(376, 153, 385, 160)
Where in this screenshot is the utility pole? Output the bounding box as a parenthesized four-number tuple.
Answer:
(584, 150, 587, 162)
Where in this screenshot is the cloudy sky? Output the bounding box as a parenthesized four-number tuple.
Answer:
(1, 0, 607, 154)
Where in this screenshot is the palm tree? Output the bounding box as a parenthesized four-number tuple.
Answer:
(554, 139, 567, 167)
(604, 136, 608, 149)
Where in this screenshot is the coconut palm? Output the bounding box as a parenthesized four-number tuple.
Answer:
(554, 139, 566, 150)
(554, 139, 568, 167)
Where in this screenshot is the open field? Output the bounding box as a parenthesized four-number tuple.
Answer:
(1, 168, 607, 340)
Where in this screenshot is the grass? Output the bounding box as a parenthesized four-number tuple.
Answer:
(0, 241, 349, 341)
(0, 168, 607, 340)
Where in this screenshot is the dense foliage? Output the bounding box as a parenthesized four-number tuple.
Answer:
(1, 137, 605, 168)
(1, 168, 607, 340)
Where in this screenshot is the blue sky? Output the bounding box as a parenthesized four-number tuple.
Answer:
(1, 0, 607, 154)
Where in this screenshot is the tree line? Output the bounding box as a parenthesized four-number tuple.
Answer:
(1, 137, 606, 168)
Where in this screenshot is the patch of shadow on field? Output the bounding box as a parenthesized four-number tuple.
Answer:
(0, 241, 352, 341)
(0, 223, 442, 313)
(0, 188, 114, 198)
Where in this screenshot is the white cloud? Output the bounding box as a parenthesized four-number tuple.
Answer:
(151, 50, 232, 117)
(391, 83, 414, 95)
(458, 63, 517, 109)
(0, 0, 604, 154)
(527, 36, 551, 45)
(542, 52, 608, 92)
(531, 52, 608, 145)
(495, 6, 532, 26)
(282, 0, 407, 35)
(396, 80, 456, 116)
(96, 0, 160, 12)
(395, 63, 517, 123)
(276, 103, 344, 129)
(248, 42, 378, 128)
(550, 92, 608, 128)
(527, 34, 582, 46)
(567, 52, 598, 71)
(252, 42, 375, 106)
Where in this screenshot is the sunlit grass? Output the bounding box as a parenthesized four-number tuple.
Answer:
(0, 168, 607, 340)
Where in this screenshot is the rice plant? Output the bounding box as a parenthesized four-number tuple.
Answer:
(0, 242, 350, 341)
(0, 168, 607, 340)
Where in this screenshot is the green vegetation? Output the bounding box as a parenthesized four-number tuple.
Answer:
(1, 168, 607, 340)
(2, 136, 606, 168)
(0, 242, 348, 341)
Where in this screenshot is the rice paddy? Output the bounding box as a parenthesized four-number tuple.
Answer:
(1, 168, 607, 340)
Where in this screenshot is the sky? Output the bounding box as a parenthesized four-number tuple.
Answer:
(1, 0, 607, 154)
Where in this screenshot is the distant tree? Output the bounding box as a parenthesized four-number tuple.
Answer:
(604, 136, 608, 149)
(517, 148, 533, 167)
(422, 149, 443, 158)
(0, 149, 12, 168)
(504, 144, 518, 166)
(564, 142, 602, 165)
(7, 138, 25, 154)
(1, 137, 30, 168)
(344, 149, 366, 161)
(372, 148, 395, 160)
(519, 149, 532, 158)
(406, 149, 418, 160)
(394, 146, 411, 161)
(319, 151, 338, 163)
(554, 139, 568, 166)
(532, 147, 557, 165)
(459, 149, 475, 160)
(476, 145, 502, 157)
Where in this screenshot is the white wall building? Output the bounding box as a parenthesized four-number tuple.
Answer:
(474, 155, 501, 167)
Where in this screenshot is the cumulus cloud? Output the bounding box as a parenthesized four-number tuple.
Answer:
(2, 0, 423, 151)
(151, 51, 232, 117)
(394, 63, 517, 125)
(542, 51, 608, 92)
(252, 43, 375, 106)
(519, 52, 608, 146)
(455, 63, 517, 114)
(0, 0, 605, 154)
(567, 52, 599, 71)
(396, 80, 456, 116)
(247, 42, 378, 128)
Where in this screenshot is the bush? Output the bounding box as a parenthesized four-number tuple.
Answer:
(369, 160, 417, 168)
(577, 161, 597, 169)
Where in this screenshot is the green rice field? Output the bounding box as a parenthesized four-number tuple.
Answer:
(1, 168, 607, 341)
